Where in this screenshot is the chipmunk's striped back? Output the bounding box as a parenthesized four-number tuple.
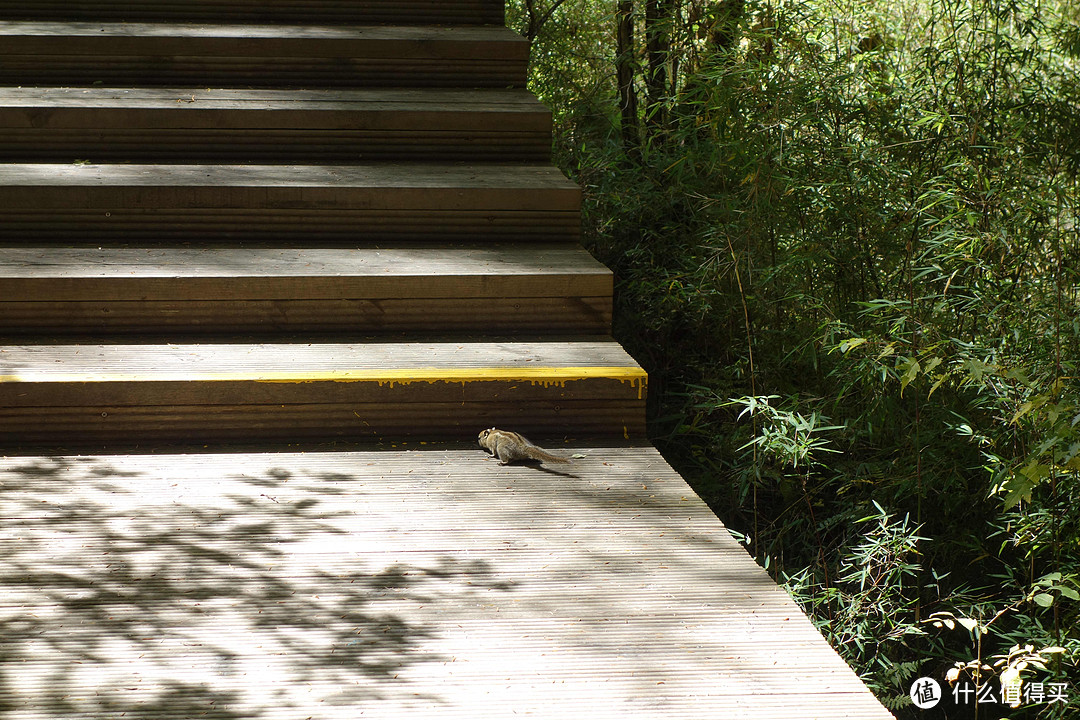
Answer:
(478, 427, 571, 465)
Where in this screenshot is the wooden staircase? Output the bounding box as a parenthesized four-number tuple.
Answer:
(0, 8, 900, 717)
(0, 0, 646, 448)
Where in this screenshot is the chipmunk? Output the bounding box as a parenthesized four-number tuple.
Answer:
(477, 428, 572, 466)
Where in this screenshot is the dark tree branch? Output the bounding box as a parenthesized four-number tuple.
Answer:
(523, 0, 574, 41)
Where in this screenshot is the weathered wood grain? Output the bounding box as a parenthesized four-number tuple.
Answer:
(0, 243, 612, 333)
(0, 339, 644, 382)
(0, 0, 506, 25)
(0, 21, 528, 87)
(0, 87, 547, 115)
(0, 297, 612, 334)
(0, 241, 609, 332)
(0, 401, 645, 445)
(0, 163, 581, 241)
(0, 161, 577, 193)
(0, 446, 896, 719)
(0, 244, 609, 296)
(0, 87, 551, 161)
(0, 341, 647, 444)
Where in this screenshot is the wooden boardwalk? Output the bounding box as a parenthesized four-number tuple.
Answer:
(0, 0, 894, 715)
(0, 445, 892, 719)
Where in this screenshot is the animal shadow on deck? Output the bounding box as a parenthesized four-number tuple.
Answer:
(484, 455, 579, 479)
(0, 457, 512, 718)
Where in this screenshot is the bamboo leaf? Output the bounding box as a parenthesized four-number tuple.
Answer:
(899, 358, 921, 396)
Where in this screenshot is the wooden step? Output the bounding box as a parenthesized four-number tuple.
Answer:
(0, 340, 647, 446)
(0, 87, 551, 162)
(0, 0, 505, 25)
(0, 22, 528, 88)
(0, 244, 612, 334)
(0, 163, 581, 242)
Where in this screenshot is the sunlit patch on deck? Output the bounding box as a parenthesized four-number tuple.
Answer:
(0, 447, 895, 718)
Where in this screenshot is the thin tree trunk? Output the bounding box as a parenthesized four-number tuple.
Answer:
(616, 0, 639, 152)
(644, 0, 676, 128)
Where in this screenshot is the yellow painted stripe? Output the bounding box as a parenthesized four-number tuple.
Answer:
(0, 365, 647, 394)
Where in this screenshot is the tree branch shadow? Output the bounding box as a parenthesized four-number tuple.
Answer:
(0, 456, 510, 718)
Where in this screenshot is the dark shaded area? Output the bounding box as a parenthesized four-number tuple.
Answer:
(0, 456, 511, 718)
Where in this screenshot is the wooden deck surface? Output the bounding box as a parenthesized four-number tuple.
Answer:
(0, 445, 894, 719)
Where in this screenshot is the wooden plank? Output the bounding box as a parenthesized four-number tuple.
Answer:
(0, 340, 644, 384)
(0, 21, 527, 50)
(0, 163, 581, 241)
(0, 244, 611, 333)
(0, 87, 549, 130)
(1, 370, 645, 405)
(0, 162, 577, 196)
(0, 341, 646, 444)
(0, 245, 611, 299)
(0, 130, 551, 162)
(0, 446, 896, 719)
(0, 400, 645, 445)
(0, 0, 506, 25)
(0, 21, 528, 87)
(0, 87, 551, 161)
(0, 210, 581, 242)
(0, 298, 613, 334)
(0, 87, 547, 115)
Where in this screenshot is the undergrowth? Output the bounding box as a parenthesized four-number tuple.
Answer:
(509, 0, 1080, 716)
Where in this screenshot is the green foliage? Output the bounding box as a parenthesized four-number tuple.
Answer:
(727, 394, 842, 470)
(784, 502, 929, 708)
(510, 0, 1080, 715)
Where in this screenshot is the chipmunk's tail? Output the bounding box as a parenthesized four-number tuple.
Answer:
(525, 447, 572, 464)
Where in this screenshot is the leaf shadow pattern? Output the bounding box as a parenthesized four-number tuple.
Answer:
(0, 456, 511, 718)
